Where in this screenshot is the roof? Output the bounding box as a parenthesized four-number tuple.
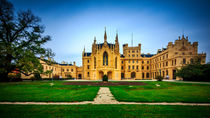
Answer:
(157, 48, 167, 54)
(83, 52, 91, 56)
(59, 64, 73, 66)
(141, 54, 154, 58)
(97, 43, 115, 48)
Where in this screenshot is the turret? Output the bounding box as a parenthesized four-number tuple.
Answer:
(92, 37, 97, 54)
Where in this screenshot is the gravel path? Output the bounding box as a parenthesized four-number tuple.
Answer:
(93, 87, 119, 104)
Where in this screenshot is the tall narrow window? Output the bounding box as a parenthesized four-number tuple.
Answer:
(103, 52, 108, 66)
(183, 58, 186, 64)
(94, 57, 96, 69)
(115, 57, 117, 69)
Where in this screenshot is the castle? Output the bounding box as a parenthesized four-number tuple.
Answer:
(22, 29, 206, 80)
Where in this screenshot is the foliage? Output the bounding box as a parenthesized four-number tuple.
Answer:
(34, 73, 42, 80)
(103, 74, 108, 82)
(176, 63, 210, 82)
(155, 75, 164, 81)
(0, 0, 54, 81)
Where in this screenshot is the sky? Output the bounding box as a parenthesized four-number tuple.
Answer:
(10, 0, 210, 66)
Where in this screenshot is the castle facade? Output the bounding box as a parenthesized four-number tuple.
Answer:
(22, 29, 206, 80)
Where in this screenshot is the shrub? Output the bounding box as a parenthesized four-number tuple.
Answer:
(103, 75, 108, 82)
(176, 63, 210, 82)
(155, 75, 164, 81)
(34, 73, 42, 80)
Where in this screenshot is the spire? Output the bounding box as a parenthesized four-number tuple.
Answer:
(104, 27, 107, 42)
(115, 30, 118, 42)
(94, 36, 96, 44)
(83, 45, 85, 52)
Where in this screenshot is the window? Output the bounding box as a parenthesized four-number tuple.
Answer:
(103, 51, 108, 66)
(94, 57, 96, 69)
(121, 61, 123, 64)
(62, 69, 64, 72)
(121, 66, 123, 70)
(128, 66, 130, 70)
(175, 59, 176, 65)
(87, 60, 89, 63)
(129, 60, 130, 63)
(132, 65, 134, 69)
(183, 58, 186, 64)
(132, 50, 135, 53)
(147, 61, 149, 64)
(129, 55, 130, 57)
(166, 54, 168, 58)
(142, 66, 144, 70)
(136, 66, 139, 70)
(190, 58, 193, 64)
(136, 60, 138, 63)
(147, 66, 149, 70)
(133, 60, 134, 63)
(71, 69, 73, 72)
(142, 61, 144, 64)
(87, 72, 90, 77)
(67, 69, 69, 72)
(146, 73, 149, 78)
(115, 57, 117, 69)
(142, 73, 145, 78)
(87, 65, 90, 69)
(132, 54, 135, 57)
(166, 62, 168, 66)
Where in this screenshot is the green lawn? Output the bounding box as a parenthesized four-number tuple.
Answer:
(110, 81, 210, 103)
(0, 81, 99, 102)
(0, 105, 209, 118)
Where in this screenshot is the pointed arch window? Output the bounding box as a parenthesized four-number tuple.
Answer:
(115, 57, 117, 69)
(103, 51, 108, 66)
(94, 57, 96, 69)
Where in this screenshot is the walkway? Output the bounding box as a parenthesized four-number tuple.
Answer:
(0, 87, 210, 106)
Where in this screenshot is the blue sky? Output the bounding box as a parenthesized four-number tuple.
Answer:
(10, 0, 210, 66)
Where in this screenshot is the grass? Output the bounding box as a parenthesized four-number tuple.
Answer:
(0, 81, 99, 102)
(110, 81, 210, 103)
(0, 104, 210, 118)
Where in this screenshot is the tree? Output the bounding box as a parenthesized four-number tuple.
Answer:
(0, 0, 54, 81)
(176, 63, 210, 82)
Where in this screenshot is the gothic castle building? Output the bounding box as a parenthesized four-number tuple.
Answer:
(22, 29, 206, 80)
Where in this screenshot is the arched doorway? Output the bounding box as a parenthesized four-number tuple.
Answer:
(99, 71, 104, 79)
(131, 72, 136, 78)
(78, 74, 82, 79)
(107, 71, 112, 80)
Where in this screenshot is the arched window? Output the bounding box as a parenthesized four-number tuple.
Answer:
(94, 57, 96, 69)
(183, 58, 186, 64)
(115, 57, 117, 69)
(103, 51, 108, 66)
(190, 58, 194, 64)
(131, 72, 136, 78)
